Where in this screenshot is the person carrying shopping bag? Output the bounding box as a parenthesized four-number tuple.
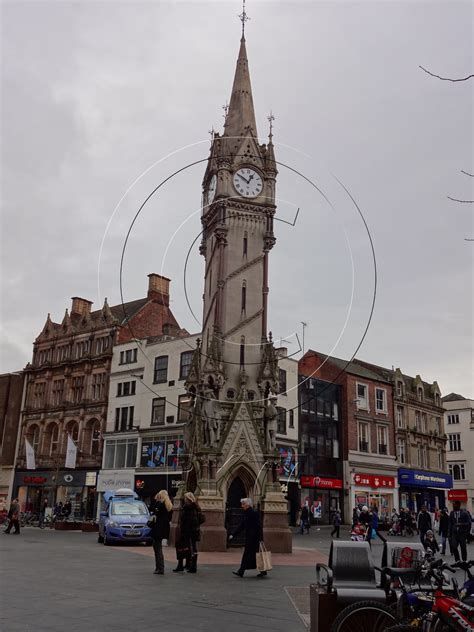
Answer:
(229, 498, 267, 578)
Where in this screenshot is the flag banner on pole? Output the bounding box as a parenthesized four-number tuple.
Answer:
(65, 434, 77, 469)
(25, 438, 36, 470)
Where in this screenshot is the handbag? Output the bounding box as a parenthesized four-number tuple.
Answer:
(256, 541, 272, 572)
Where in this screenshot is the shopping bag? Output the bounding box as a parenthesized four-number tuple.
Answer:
(256, 541, 272, 572)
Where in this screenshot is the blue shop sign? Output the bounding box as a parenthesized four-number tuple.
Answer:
(398, 468, 452, 489)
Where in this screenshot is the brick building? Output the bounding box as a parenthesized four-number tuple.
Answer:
(0, 372, 24, 503)
(299, 350, 398, 524)
(13, 273, 185, 517)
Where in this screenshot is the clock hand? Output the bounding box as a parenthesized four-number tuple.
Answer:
(237, 173, 250, 185)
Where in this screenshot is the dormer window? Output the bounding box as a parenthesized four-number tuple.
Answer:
(396, 381, 403, 397)
(417, 387, 423, 402)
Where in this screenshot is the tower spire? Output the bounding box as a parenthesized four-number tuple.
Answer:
(224, 3, 257, 139)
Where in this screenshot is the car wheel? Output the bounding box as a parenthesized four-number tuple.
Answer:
(97, 533, 104, 544)
(103, 530, 110, 546)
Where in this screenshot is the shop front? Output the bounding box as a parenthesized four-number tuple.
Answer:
(134, 473, 182, 506)
(448, 489, 468, 506)
(352, 472, 397, 525)
(300, 475, 343, 525)
(13, 470, 98, 519)
(398, 468, 452, 512)
(96, 469, 136, 516)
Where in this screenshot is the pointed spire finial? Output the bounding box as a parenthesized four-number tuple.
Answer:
(208, 126, 215, 146)
(238, 0, 250, 38)
(267, 111, 275, 141)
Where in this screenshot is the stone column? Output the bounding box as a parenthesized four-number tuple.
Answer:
(260, 482, 292, 553)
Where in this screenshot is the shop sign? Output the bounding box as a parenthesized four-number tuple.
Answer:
(23, 476, 48, 485)
(353, 473, 395, 489)
(85, 472, 97, 487)
(300, 475, 343, 489)
(97, 470, 135, 492)
(134, 474, 182, 497)
(448, 489, 468, 501)
(398, 468, 452, 489)
(57, 471, 87, 486)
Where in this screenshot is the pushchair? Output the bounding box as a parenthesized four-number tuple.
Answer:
(387, 521, 400, 536)
(350, 523, 366, 541)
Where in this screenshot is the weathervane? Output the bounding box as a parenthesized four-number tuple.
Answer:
(238, 0, 250, 37)
(267, 111, 275, 140)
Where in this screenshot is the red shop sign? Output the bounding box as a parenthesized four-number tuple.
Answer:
(448, 489, 467, 501)
(300, 475, 343, 489)
(353, 473, 395, 489)
(23, 476, 47, 485)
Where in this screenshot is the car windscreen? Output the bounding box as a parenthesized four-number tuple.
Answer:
(110, 501, 148, 516)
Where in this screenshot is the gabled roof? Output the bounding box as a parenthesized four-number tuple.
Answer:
(302, 350, 391, 383)
(441, 392, 467, 402)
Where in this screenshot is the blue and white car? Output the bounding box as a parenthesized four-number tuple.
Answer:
(98, 489, 152, 546)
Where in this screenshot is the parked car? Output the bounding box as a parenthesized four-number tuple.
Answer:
(98, 489, 152, 546)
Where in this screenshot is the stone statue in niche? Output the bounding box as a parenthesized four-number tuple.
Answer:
(264, 396, 278, 452)
(202, 388, 220, 448)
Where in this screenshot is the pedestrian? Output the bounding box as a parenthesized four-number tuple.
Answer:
(423, 529, 439, 556)
(63, 499, 72, 519)
(438, 508, 449, 555)
(399, 508, 406, 536)
(299, 504, 310, 534)
(359, 505, 372, 540)
(417, 505, 432, 545)
(371, 507, 387, 543)
(4, 498, 20, 535)
(38, 498, 48, 528)
(352, 506, 360, 528)
(229, 498, 266, 578)
(331, 510, 341, 538)
(173, 492, 203, 574)
(148, 490, 173, 575)
(405, 509, 414, 536)
(448, 500, 471, 562)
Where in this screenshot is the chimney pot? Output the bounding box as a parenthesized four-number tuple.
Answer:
(148, 273, 170, 305)
(71, 297, 93, 316)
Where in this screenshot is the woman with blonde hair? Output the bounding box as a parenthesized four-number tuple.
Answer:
(173, 491, 205, 574)
(148, 490, 173, 574)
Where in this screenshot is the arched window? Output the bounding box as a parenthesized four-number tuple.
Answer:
(42, 423, 59, 456)
(90, 420, 101, 456)
(241, 281, 247, 312)
(51, 424, 59, 455)
(26, 424, 40, 455)
(243, 232, 248, 257)
(64, 421, 79, 452)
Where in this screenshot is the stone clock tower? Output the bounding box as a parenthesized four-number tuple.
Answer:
(182, 25, 292, 553)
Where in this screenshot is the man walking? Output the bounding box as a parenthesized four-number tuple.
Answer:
(299, 504, 310, 534)
(4, 498, 20, 535)
(331, 510, 341, 538)
(438, 508, 449, 555)
(417, 505, 432, 545)
(448, 500, 471, 562)
(229, 498, 266, 578)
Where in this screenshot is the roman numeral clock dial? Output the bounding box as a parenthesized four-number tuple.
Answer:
(233, 168, 263, 198)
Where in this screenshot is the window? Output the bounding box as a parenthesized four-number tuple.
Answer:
(448, 433, 462, 451)
(117, 381, 136, 397)
(140, 435, 183, 468)
(114, 406, 135, 432)
(56, 345, 70, 362)
(90, 420, 101, 456)
(240, 339, 245, 367)
(71, 376, 85, 404)
(91, 373, 107, 401)
(396, 381, 403, 397)
(449, 463, 466, 481)
(356, 383, 368, 410)
(179, 351, 193, 380)
(119, 348, 138, 364)
(277, 407, 287, 434)
(397, 438, 406, 464)
(377, 425, 388, 455)
(421, 413, 427, 433)
(415, 411, 421, 431)
(65, 420, 79, 444)
(417, 387, 424, 401)
(154, 356, 168, 384)
(51, 380, 65, 407)
(33, 382, 46, 408)
(151, 398, 166, 426)
(435, 393, 440, 406)
(104, 438, 138, 469)
(358, 422, 369, 452)
(435, 417, 441, 434)
(375, 388, 386, 413)
(437, 448, 443, 470)
(28, 425, 40, 453)
(96, 336, 110, 354)
(396, 406, 404, 428)
(241, 281, 246, 312)
(447, 414, 460, 425)
(422, 445, 428, 468)
(289, 410, 294, 428)
(279, 369, 287, 395)
(243, 233, 248, 257)
(333, 402, 339, 420)
(50, 424, 59, 456)
(178, 393, 193, 422)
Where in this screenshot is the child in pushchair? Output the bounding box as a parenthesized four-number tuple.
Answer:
(350, 522, 366, 541)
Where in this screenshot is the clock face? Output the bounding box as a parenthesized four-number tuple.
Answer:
(233, 168, 263, 198)
(207, 174, 217, 204)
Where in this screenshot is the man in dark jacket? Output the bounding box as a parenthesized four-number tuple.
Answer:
(448, 501, 471, 562)
(4, 498, 20, 534)
(417, 506, 432, 545)
(229, 498, 265, 578)
(438, 508, 449, 555)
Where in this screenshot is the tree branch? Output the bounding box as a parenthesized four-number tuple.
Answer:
(419, 65, 474, 82)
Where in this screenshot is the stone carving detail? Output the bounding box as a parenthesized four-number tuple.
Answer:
(264, 396, 278, 452)
(201, 389, 221, 448)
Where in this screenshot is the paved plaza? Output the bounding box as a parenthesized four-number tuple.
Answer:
(1, 526, 472, 632)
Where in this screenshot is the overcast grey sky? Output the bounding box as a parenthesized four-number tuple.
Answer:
(1, 0, 473, 397)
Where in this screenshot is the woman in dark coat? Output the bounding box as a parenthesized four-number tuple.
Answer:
(174, 492, 202, 574)
(438, 508, 449, 555)
(149, 490, 173, 574)
(229, 498, 265, 578)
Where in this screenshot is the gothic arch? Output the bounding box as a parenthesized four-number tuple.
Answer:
(83, 418, 100, 456)
(223, 463, 259, 503)
(43, 422, 59, 456)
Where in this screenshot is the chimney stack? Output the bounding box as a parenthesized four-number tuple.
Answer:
(71, 297, 93, 316)
(148, 274, 170, 306)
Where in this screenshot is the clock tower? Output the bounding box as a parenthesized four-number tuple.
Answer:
(182, 21, 292, 553)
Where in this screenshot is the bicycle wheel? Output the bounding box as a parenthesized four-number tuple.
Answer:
(330, 600, 397, 632)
